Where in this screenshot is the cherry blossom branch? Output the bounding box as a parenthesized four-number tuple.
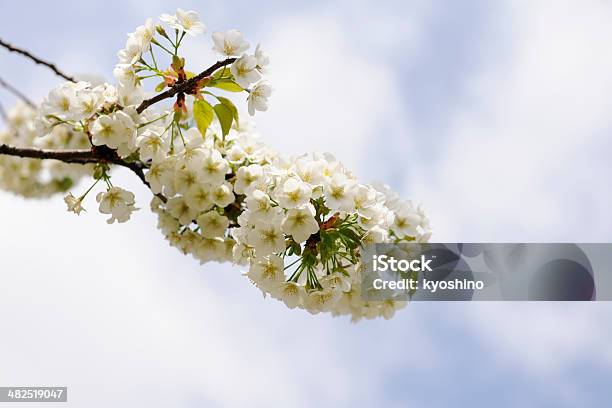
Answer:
(0, 38, 77, 83)
(0, 76, 35, 107)
(0, 46, 234, 202)
(136, 57, 236, 114)
(0, 144, 97, 163)
(0, 143, 166, 202)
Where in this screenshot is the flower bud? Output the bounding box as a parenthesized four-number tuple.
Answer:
(155, 24, 168, 38)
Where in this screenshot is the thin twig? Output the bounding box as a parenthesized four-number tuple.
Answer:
(0, 37, 234, 113)
(136, 58, 236, 114)
(0, 101, 7, 122)
(0, 76, 35, 107)
(0, 143, 166, 202)
(0, 38, 76, 83)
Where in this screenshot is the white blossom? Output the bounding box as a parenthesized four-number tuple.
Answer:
(233, 242, 254, 265)
(134, 18, 156, 49)
(211, 182, 235, 208)
(145, 161, 169, 194)
(247, 81, 272, 116)
(324, 173, 356, 211)
(226, 145, 247, 164)
(274, 282, 304, 309)
(234, 164, 264, 194)
(212, 29, 249, 56)
(199, 150, 229, 184)
(174, 167, 200, 195)
(245, 189, 277, 222)
(160, 9, 205, 36)
(230, 54, 261, 88)
(197, 211, 229, 238)
(195, 237, 224, 262)
(118, 83, 144, 107)
(178, 146, 208, 171)
(64, 193, 85, 215)
(247, 255, 284, 294)
(281, 205, 319, 243)
(75, 87, 104, 119)
(117, 34, 147, 65)
(184, 184, 213, 211)
(247, 220, 286, 256)
(91, 111, 135, 149)
(319, 273, 351, 293)
(136, 126, 169, 163)
(304, 288, 342, 314)
(276, 178, 311, 208)
(254, 44, 270, 73)
(166, 196, 198, 225)
(391, 202, 423, 238)
(113, 64, 138, 88)
(96, 187, 137, 224)
(41, 82, 84, 120)
(157, 211, 180, 235)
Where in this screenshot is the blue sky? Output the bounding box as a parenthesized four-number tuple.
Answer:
(1, 1, 612, 407)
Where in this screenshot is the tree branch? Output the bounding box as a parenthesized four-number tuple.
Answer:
(136, 58, 236, 114)
(0, 38, 76, 83)
(0, 144, 166, 202)
(0, 144, 96, 163)
(0, 51, 236, 201)
(0, 76, 35, 107)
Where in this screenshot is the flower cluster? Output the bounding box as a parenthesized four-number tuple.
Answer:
(0, 102, 91, 197)
(146, 120, 431, 320)
(36, 79, 153, 222)
(234, 153, 431, 320)
(148, 121, 275, 265)
(0, 9, 431, 321)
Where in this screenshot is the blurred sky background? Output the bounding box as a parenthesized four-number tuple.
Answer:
(1, 0, 612, 406)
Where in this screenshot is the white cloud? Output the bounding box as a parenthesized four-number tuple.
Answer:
(252, 13, 412, 177)
(465, 304, 612, 372)
(402, 0, 612, 385)
(410, 0, 612, 242)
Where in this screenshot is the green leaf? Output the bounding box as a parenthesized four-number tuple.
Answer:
(154, 81, 166, 92)
(171, 55, 185, 71)
(212, 66, 231, 79)
(213, 103, 233, 136)
(193, 100, 214, 137)
(210, 79, 243, 92)
(216, 96, 239, 123)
